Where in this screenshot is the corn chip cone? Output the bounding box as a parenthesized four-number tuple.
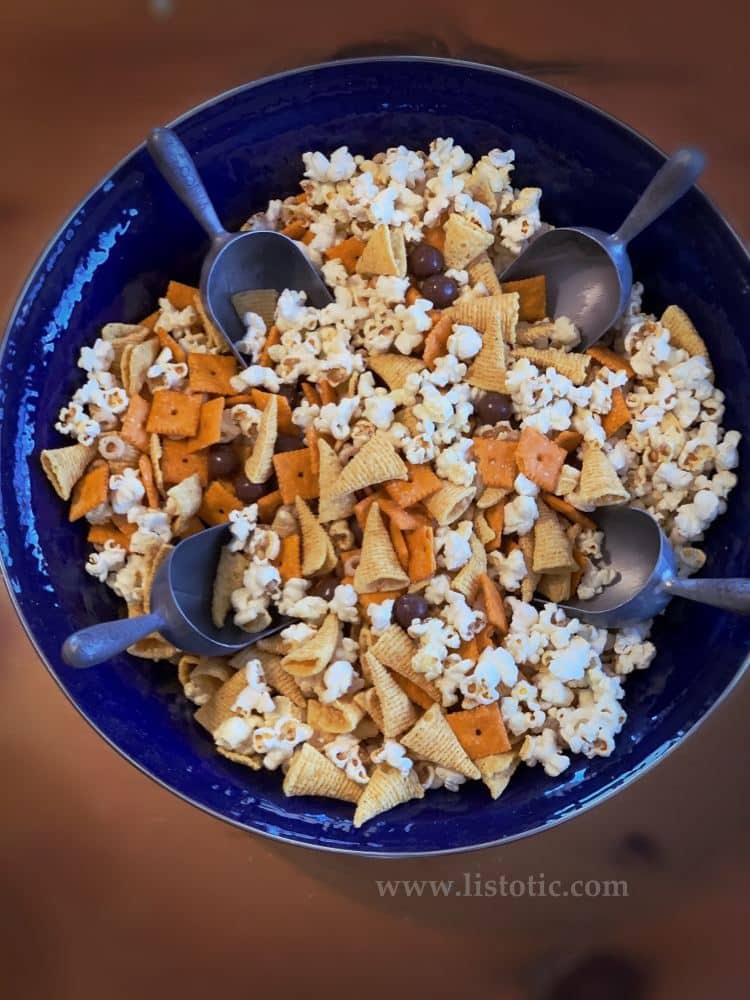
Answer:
(466, 314, 507, 391)
(395, 407, 420, 435)
(517, 534, 540, 603)
(356, 224, 407, 277)
(255, 635, 288, 656)
(423, 482, 476, 525)
(316, 439, 355, 523)
(537, 571, 573, 602)
(555, 463, 581, 497)
(468, 252, 502, 294)
(365, 652, 419, 738)
(149, 434, 165, 495)
(295, 496, 332, 575)
(212, 546, 247, 627)
(476, 485, 510, 509)
(354, 687, 385, 732)
(124, 337, 159, 395)
(40, 443, 97, 501)
(354, 503, 409, 593)
(249, 649, 306, 708)
(454, 294, 506, 332)
(217, 747, 263, 770)
(451, 534, 487, 600)
(245, 393, 278, 484)
(194, 293, 232, 353)
(476, 751, 519, 799)
(443, 213, 494, 269)
(402, 704, 481, 779)
(142, 543, 173, 614)
(533, 501, 577, 573)
(177, 654, 233, 704)
(579, 444, 630, 506)
(514, 346, 591, 386)
(368, 352, 424, 389)
(353, 763, 424, 827)
(307, 697, 365, 734)
(283, 743, 363, 803)
(370, 625, 442, 702)
(192, 666, 252, 734)
(281, 612, 340, 677)
(661, 304, 710, 361)
(229, 289, 278, 331)
(473, 510, 495, 546)
(331, 431, 408, 499)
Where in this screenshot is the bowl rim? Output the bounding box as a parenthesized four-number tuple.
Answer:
(2, 55, 749, 858)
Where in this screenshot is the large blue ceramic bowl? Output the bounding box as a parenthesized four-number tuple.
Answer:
(1, 58, 748, 856)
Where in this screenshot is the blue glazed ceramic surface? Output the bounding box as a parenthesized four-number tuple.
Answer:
(1, 58, 748, 856)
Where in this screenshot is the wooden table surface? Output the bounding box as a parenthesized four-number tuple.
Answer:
(1, 2, 748, 998)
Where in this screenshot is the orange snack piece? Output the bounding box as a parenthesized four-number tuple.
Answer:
(166, 280, 199, 311)
(302, 382, 321, 406)
(277, 534, 302, 581)
(305, 426, 320, 476)
(500, 275, 546, 322)
(376, 497, 422, 531)
(272, 449, 318, 504)
(516, 426, 566, 492)
(384, 464, 442, 508)
(258, 325, 281, 368)
(484, 501, 505, 552)
(257, 489, 283, 523)
(477, 573, 508, 635)
(185, 397, 225, 454)
(447, 703, 511, 757)
(160, 439, 209, 487)
(405, 524, 436, 583)
(392, 673, 436, 711)
(250, 389, 295, 435)
(138, 454, 160, 508)
(586, 344, 634, 377)
(187, 353, 238, 395)
(554, 430, 583, 453)
(156, 326, 186, 363)
(199, 481, 242, 525)
(323, 236, 366, 274)
(601, 388, 631, 437)
(281, 220, 309, 240)
(541, 493, 597, 531)
(422, 312, 454, 368)
(146, 389, 202, 438)
(389, 521, 409, 571)
(69, 463, 108, 522)
(87, 524, 131, 549)
(120, 393, 150, 452)
(473, 438, 518, 489)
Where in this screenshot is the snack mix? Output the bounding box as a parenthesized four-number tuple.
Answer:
(42, 139, 740, 826)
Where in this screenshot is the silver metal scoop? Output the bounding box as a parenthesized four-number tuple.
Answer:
(62, 524, 288, 668)
(500, 148, 706, 349)
(551, 506, 750, 628)
(147, 127, 333, 363)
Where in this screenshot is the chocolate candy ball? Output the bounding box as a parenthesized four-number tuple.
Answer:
(312, 577, 338, 601)
(392, 593, 429, 629)
(275, 433, 306, 453)
(207, 444, 239, 479)
(421, 273, 459, 308)
(477, 392, 514, 424)
(234, 474, 266, 503)
(408, 242, 444, 278)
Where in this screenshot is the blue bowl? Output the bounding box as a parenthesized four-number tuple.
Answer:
(2, 58, 748, 856)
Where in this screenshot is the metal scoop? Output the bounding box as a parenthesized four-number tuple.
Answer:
(500, 148, 706, 349)
(551, 506, 750, 628)
(62, 524, 288, 668)
(146, 127, 333, 363)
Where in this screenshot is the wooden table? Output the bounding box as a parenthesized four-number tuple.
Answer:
(1, 3, 748, 997)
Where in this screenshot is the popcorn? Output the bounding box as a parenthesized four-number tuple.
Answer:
(503, 495, 538, 536)
(409, 617, 460, 680)
(236, 311, 267, 361)
(368, 600, 395, 635)
(318, 660, 357, 704)
(85, 540, 126, 582)
(328, 584, 359, 624)
(488, 549, 528, 592)
(78, 338, 114, 374)
(520, 728, 570, 777)
(370, 739, 413, 775)
(448, 323, 483, 361)
(315, 396, 360, 441)
(109, 467, 145, 515)
(435, 521, 473, 570)
(230, 364, 281, 394)
(325, 735, 369, 784)
(252, 710, 314, 771)
(232, 659, 275, 716)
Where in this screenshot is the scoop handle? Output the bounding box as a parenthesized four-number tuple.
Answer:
(613, 148, 706, 246)
(663, 577, 750, 615)
(62, 612, 166, 668)
(147, 127, 227, 241)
